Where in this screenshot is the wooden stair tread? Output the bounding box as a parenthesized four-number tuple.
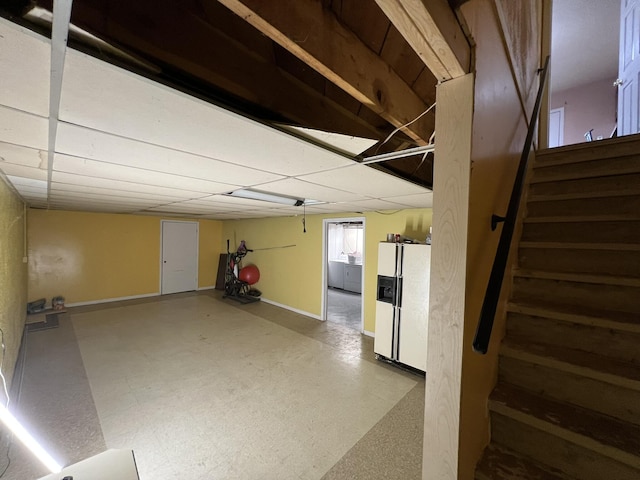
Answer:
(528, 188, 640, 202)
(519, 241, 640, 251)
(502, 339, 640, 389)
(524, 214, 640, 223)
(507, 301, 640, 333)
(490, 384, 640, 463)
(475, 443, 571, 480)
(513, 269, 640, 287)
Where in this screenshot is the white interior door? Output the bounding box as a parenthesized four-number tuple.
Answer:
(548, 107, 564, 147)
(161, 221, 198, 294)
(618, 0, 640, 135)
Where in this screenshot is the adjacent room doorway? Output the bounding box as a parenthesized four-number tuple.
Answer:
(322, 217, 365, 333)
(161, 220, 198, 294)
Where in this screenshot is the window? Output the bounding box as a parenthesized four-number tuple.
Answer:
(328, 222, 363, 263)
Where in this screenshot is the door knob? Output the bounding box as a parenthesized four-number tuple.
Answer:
(613, 78, 624, 87)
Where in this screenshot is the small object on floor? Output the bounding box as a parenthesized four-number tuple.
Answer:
(52, 295, 65, 311)
(225, 294, 260, 304)
(27, 298, 47, 314)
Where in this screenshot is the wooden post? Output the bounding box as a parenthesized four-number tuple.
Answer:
(423, 73, 474, 480)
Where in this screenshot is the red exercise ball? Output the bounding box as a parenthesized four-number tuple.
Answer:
(239, 264, 260, 285)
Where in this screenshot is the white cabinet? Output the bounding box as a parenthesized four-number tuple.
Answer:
(344, 264, 362, 293)
(328, 261, 344, 289)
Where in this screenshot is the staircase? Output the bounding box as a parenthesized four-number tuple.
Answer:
(475, 134, 640, 480)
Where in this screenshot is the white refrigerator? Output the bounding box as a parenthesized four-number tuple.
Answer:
(374, 242, 431, 372)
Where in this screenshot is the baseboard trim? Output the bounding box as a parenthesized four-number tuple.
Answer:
(363, 330, 375, 338)
(260, 298, 322, 320)
(197, 285, 216, 291)
(66, 292, 159, 307)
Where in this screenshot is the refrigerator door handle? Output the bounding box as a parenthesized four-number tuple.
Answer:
(393, 307, 401, 360)
(396, 277, 403, 308)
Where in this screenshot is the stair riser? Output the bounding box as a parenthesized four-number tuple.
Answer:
(519, 248, 640, 277)
(525, 195, 640, 218)
(499, 356, 640, 425)
(536, 136, 640, 165)
(511, 277, 640, 315)
(491, 413, 640, 480)
(506, 313, 640, 364)
(532, 156, 640, 183)
(522, 220, 640, 243)
(529, 173, 640, 197)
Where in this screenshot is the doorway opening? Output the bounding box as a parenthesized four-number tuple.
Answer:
(548, 0, 636, 147)
(322, 218, 365, 332)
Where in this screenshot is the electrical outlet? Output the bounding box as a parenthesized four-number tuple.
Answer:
(22, 256, 28, 263)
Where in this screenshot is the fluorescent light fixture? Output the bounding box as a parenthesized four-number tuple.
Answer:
(361, 144, 435, 165)
(0, 404, 62, 473)
(227, 189, 304, 206)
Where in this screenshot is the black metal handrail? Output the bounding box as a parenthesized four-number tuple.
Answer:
(473, 55, 550, 354)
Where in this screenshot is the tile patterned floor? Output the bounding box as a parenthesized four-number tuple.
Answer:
(326, 288, 362, 331)
(3, 291, 425, 480)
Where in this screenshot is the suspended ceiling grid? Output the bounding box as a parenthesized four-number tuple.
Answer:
(0, 18, 433, 219)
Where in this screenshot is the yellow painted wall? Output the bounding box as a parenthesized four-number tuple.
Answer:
(28, 210, 222, 304)
(221, 208, 431, 332)
(458, 0, 543, 478)
(0, 180, 27, 389)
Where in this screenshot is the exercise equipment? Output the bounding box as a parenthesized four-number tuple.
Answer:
(222, 240, 261, 304)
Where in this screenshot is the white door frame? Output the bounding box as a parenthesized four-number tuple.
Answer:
(160, 220, 199, 294)
(321, 216, 365, 332)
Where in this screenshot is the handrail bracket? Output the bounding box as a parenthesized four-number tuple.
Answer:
(491, 214, 506, 231)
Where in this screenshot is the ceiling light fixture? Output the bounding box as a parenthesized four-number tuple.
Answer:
(227, 189, 304, 206)
(0, 404, 63, 473)
(361, 144, 435, 165)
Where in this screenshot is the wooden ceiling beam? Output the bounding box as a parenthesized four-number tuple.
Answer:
(68, 0, 390, 142)
(374, 0, 470, 81)
(216, 0, 434, 145)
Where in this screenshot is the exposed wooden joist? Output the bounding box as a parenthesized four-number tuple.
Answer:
(374, 0, 470, 81)
(67, 0, 390, 142)
(216, 0, 434, 145)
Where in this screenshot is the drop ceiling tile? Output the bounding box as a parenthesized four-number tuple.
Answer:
(0, 106, 48, 150)
(136, 211, 199, 218)
(256, 179, 366, 203)
(305, 203, 363, 213)
(299, 164, 429, 198)
(52, 172, 201, 198)
(0, 163, 47, 181)
(49, 190, 165, 207)
(50, 181, 190, 202)
(19, 192, 48, 201)
(194, 194, 290, 209)
(165, 199, 239, 211)
(278, 125, 377, 156)
(60, 49, 353, 176)
(0, 142, 47, 169)
(47, 202, 137, 213)
(341, 198, 410, 211)
(144, 204, 219, 214)
(56, 123, 284, 185)
(0, 19, 50, 116)
(7, 175, 47, 190)
(53, 154, 239, 193)
(381, 192, 434, 208)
